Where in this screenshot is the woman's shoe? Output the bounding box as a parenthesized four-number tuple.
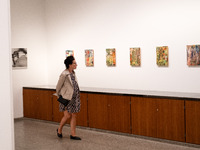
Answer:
(57, 129, 63, 138)
(70, 135, 81, 140)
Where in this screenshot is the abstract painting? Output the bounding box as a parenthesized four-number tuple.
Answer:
(66, 50, 74, 57)
(85, 49, 94, 66)
(156, 46, 168, 66)
(130, 47, 141, 66)
(106, 48, 116, 66)
(12, 48, 27, 69)
(187, 45, 200, 66)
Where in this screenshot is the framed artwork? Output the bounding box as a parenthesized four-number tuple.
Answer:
(156, 46, 168, 66)
(85, 49, 94, 67)
(12, 48, 27, 69)
(106, 48, 116, 66)
(130, 47, 141, 66)
(66, 50, 74, 57)
(187, 45, 200, 66)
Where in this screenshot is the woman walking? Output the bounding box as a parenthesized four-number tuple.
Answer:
(56, 56, 81, 140)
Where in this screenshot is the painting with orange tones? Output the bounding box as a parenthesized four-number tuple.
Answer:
(85, 49, 94, 67)
(156, 46, 168, 66)
(187, 45, 200, 66)
(106, 48, 116, 66)
(66, 50, 74, 57)
(130, 47, 141, 66)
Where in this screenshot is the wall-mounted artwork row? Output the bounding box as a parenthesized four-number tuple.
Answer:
(156, 46, 168, 67)
(187, 45, 200, 66)
(130, 47, 141, 66)
(66, 50, 74, 57)
(65, 45, 200, 67)
(85, 49, 94, 67)
(106, 48, 116, 66)
(12, 48, 27, 69)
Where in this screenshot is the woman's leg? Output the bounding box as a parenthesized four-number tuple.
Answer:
(58, 110, 71, 133)
(70, 113, 77, 136)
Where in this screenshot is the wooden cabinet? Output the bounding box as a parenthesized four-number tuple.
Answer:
(24, 88, 88, 127)
(23, 87, 200, 144)
(185, 100, 200, 144)
(23, 88, 38, 119)
(131, 97, 157, 138)
(88, 93, 107, 130)
(157, 98, 185, 142)
(88, 93, 131, 133)
(131, 97, 185, 142)
(23, 88, 53, 121)
(76, 93, 88, 127)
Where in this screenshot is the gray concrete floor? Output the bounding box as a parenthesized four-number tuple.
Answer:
(14, 118, 200, 150)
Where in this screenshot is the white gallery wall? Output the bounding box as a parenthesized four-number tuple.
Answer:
(0, 0, 15, 149)
(46, 0, 200, 93)
(11, 0, 48, 118)
(11, 0, 200, 118)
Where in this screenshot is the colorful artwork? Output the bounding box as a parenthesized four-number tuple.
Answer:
(106, 48, 116, 66)
(85, 49, 94, 66)
(187, 45, 200, 66)
(156, 46, 168, 66)
(130, 48, 141, 66)
(12, 48, 27, 69)
(66, 50, 74, 57)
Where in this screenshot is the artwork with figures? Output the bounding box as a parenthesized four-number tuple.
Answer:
(187, 45, 200, 66)
(85, 49, 94, 67)
(156, 46, 168, 66)
(106, 48, 116, 66)
(12, 48, 27, 69)
(66, 50, 74, 57)
(130, 47, 141, 66)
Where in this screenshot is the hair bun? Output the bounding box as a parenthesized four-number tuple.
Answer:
(64, 56, 75, 69)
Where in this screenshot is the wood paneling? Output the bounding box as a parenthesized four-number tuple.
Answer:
(186, 100, 200, 144)
(76, 93, 88, 127)
(23, 88, 200, 144)
(23, 89, 53, 121)
(131, 97, 157, 138)
(157, 99, 185, 142)
(88, 93, 108, 130)
(107, 95, 131, 133)
(131, 97, 185, 141)
(36, 90, 53, 121)
(88, 93, 131, 133)
(23, 89, 38, 118)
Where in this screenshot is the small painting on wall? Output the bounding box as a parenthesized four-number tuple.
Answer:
(12, 48, 27, 69)
(156, 46, 168, 66)
(66, 50, 74, 57)
(106, 48, 116, 66)
(130, 47, 141, 66)
(187, 45, 200, 66)
(85, 49, 94, 67)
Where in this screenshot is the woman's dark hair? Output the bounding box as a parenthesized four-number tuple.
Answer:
(64, 56, 75, 69)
